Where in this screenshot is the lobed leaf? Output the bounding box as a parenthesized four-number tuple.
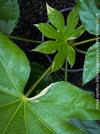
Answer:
(0, 0, 19, 35)
(83, 42, 100, 85)
(0, 34, 100, 133)
(0, 81, 100, 133)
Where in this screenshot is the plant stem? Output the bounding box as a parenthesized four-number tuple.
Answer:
(8, 35, 43, 44)
(72, 37, 100, 47)
(65, 56, 68, 82)
(75, 48, 86, 55)
(25, 65, 52, 97)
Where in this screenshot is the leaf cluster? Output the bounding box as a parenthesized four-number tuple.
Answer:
(0, 0, 100, 134)
(33, 4, 85, 73)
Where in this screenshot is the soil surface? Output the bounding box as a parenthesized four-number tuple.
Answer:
(11, 0, 100, 96)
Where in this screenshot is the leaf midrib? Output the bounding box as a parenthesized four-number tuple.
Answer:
(28, 100, 95, 110)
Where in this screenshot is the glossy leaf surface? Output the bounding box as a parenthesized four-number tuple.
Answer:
(77, 0, 100, 35)
(83, 42, 100, 85)
(1, 79, 100, 133)
(0, 32, 100, 133)
(0, 31, 30, 95)
(0, 0, 19, 35)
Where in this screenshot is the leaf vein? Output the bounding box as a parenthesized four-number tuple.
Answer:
(0, 99, 21, 108)
(0, 88, 20, 98)
(26, 102, 57, 134)
(1, 101, 23, 134)
(24, 102, 29, 134)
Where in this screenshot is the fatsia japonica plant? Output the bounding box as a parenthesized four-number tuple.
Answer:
(33, 2, 100, 84)
(0, 0, 100, 134)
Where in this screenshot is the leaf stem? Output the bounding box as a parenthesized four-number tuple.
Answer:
(25, 65, 52, 97)
(75, 48, 86, 55)
(65, 56, 68, 82)
(8, 35, 43, 43)
(72, 37, 100, 46)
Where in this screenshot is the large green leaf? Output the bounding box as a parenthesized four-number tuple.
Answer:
(0, 0, 19, 35)
(1, 80, 100, 133)
(0, 31, 30, 95)
(0, 32, 100, 133)
(77, 0, 100, 35)
(83, 42, 100, 85)
(69, 119, 100, 134)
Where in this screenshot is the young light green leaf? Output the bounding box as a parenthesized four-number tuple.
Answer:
(52, 43, 76, 72)
(65, 5, 79, 39)
(33, 41, 61, 54)
(0, 81, 100, 134)
(0, 0, 19, 35)
(67, 5, 79, 30)
(83, 42, 100, 85)
(46, 3, 65, 31)
(0, 31, 31, 95)
(34, 23, 61, 39)
(66, 44, 76, 68)
(77, 0, 100, 35)
(52, 45, 67, 72)
(67, 25, 85, 40)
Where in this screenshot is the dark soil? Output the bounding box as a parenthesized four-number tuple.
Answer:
(11, 0, 99, 95)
